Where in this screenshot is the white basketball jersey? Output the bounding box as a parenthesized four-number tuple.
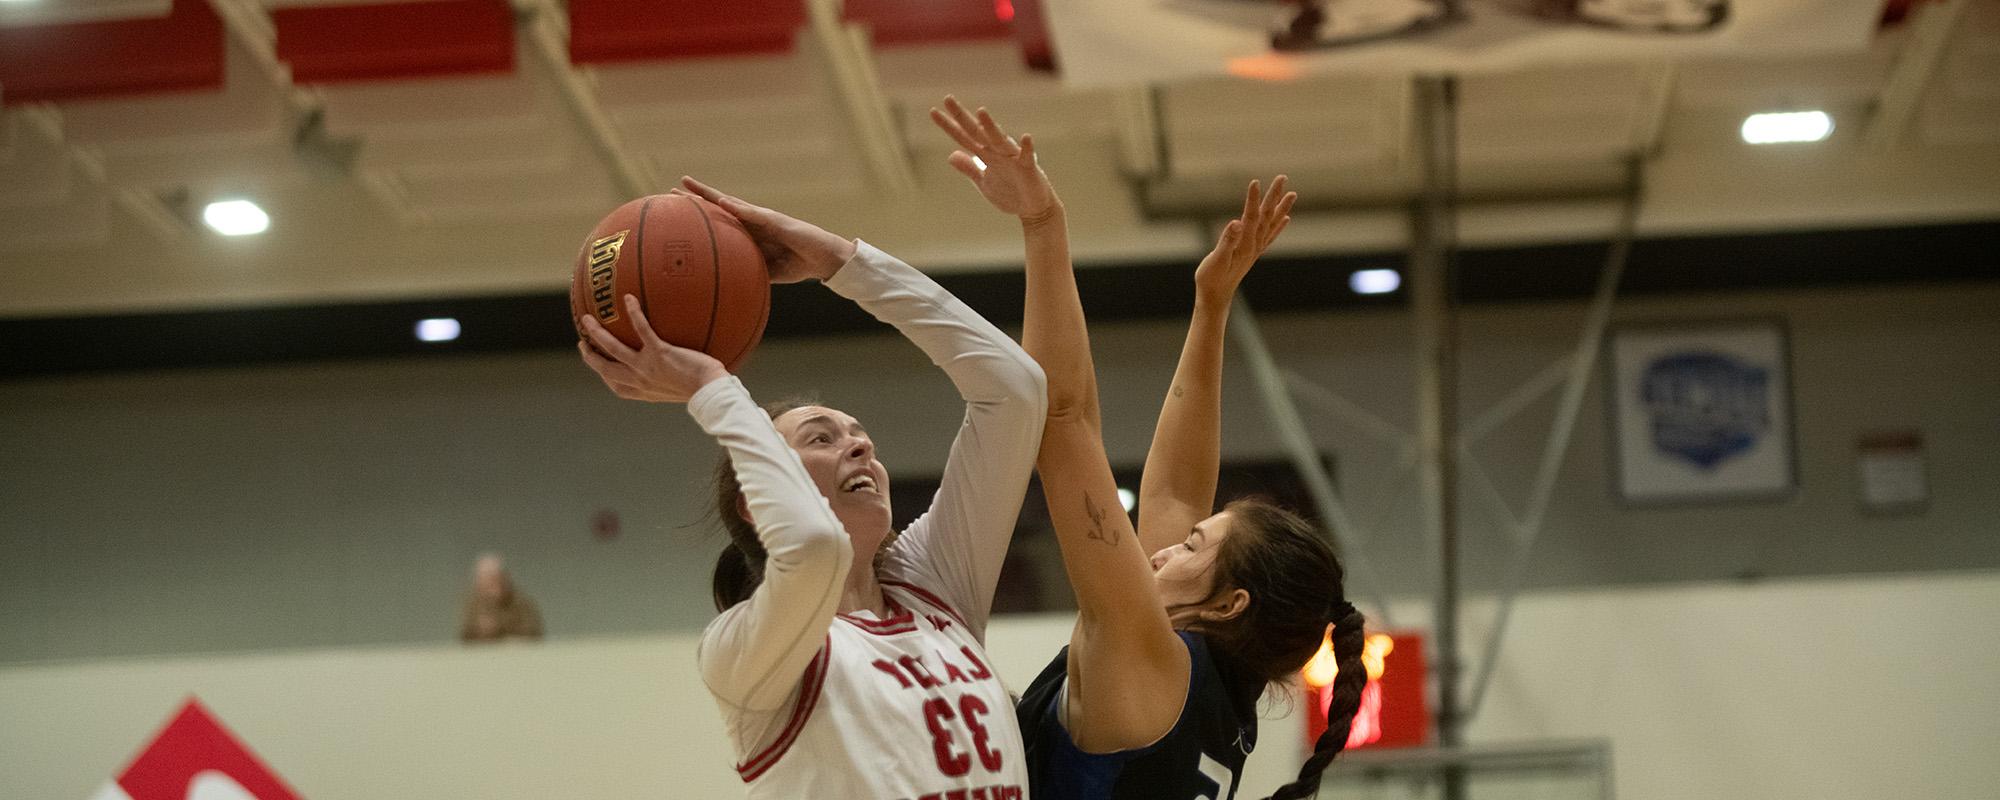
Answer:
(731, 580, 1029, 800)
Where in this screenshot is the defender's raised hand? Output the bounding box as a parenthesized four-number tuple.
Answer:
(929, 96, 1058, 221)
(1194, 176, 1296, 306)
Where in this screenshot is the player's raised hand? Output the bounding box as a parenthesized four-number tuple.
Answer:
(1193, 176, 1296, 306)
(930, 96, 1058, 221)
(677, 176, 856, 284)
(577, 295, 729, 404)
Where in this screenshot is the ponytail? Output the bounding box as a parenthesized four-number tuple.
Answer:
(711, 545, 762, 612)
(1262, 602, 1367, 800)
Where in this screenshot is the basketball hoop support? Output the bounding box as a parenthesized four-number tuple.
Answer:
(1215, 76, 1644, 800)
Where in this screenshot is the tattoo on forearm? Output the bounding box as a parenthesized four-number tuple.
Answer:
(1172, 384, 1184, 398)
(1083, 495, 1117, 547)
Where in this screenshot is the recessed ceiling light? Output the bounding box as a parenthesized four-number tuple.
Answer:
(1117, 487, 1136, 513)
(1350, 269, 1401, 295)
(201, 199, 269, 236)
(1741, 111, 1833, 144)
(415, 318, 461, 343)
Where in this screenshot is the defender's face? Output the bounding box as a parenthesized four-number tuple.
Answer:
(1151, 511, 1235, 609)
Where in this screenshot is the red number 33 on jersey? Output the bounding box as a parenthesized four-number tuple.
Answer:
(922, 695, 1004, 776)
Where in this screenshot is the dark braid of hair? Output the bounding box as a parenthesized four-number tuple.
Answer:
(1262, 603, 1368, 800)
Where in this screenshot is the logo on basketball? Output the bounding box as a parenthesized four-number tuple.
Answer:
(586, 231, 629, 322)
(662, 239, 696, 276)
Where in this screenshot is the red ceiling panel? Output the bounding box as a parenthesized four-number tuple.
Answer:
(0, 0, 223, 105)
(274, 0, 514, 84)
(568, 0, 806, 64)
(842, 0, 1011, 47)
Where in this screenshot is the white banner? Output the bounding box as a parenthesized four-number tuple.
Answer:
(1609, 319, 1796, 504)
(1045, 0, 1889, 86)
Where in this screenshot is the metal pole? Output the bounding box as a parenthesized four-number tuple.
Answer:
(1464, 157, 1644, 722)
(1410, 74, 1465, 800)
(1228, 300, 1398, 628)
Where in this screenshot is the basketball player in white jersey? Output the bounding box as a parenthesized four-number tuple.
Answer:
(577, 169, 1045, 799)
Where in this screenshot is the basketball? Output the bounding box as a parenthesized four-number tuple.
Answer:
(570, 194, 771, 372)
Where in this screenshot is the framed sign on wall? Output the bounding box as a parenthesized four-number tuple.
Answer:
(1607, 319, 1797, 505)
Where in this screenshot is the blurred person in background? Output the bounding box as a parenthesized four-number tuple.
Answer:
(460, 553, 544, 642)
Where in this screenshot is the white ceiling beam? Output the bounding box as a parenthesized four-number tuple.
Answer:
(206, 0, 297, 90)
(803, 0, 917, 194)
(70, 1, 316, 242)
(5, 103, 139, 244)
(0, 0, 170, 27)
(1110, 85, 1164, 177)
(115, 188, 190, 242)
(356, 170, 427, 227)
(512, 0, 655, 200)
(1868, 0, 1968, 152)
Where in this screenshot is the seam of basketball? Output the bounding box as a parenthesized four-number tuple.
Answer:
(686, 195, 722, 353)
(721, 286, 770, 370)
(635, 196, 654, 331)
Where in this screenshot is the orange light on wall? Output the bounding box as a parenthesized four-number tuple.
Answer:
(1224, 53, 1303, 82)
(1302, 629, 1392, 688)
(1304, 629, 1428, 750)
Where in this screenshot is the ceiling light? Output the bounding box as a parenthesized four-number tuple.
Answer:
(201, 200, 269, 236)
(1117, 487, 1136, 513)
(415, 318, 461, 343)
(1350, 269, 1401, 295)
(1740, 111, 1832, 144)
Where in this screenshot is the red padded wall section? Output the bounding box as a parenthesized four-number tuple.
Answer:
(274, 0, 513, 84)
(842, 0, 1011, 46)
(0, 0, 223, 105)
(117, 700, 302, 800)
(569, 0, 806, 64)
(1012, 0, 1055, 72)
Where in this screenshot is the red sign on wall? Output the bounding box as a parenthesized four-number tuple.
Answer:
(1304, 631, 1428, 750)
(92, 698, 301, 800)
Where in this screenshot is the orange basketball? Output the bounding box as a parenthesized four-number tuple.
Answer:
(570, 194, 771, 373)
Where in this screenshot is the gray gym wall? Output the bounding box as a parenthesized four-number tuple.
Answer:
(2, 280, 1995, 664)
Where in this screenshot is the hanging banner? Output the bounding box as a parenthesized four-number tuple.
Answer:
(1043, 0, 1890, 86)
(1608, 318, 1797, 505)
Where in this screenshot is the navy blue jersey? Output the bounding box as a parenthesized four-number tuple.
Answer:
(1015, 632, 1264, 800)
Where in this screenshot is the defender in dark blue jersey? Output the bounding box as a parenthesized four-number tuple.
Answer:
(1017, 631, 1260, 800)
(930, 97, 1370, 800)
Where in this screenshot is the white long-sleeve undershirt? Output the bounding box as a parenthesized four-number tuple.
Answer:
(696, 240, 1047, 713)
(689, 374, 851, 712)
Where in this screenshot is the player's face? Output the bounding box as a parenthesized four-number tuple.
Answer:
(774, 405, 893, 541)
(1151, 511, 1235, 611)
